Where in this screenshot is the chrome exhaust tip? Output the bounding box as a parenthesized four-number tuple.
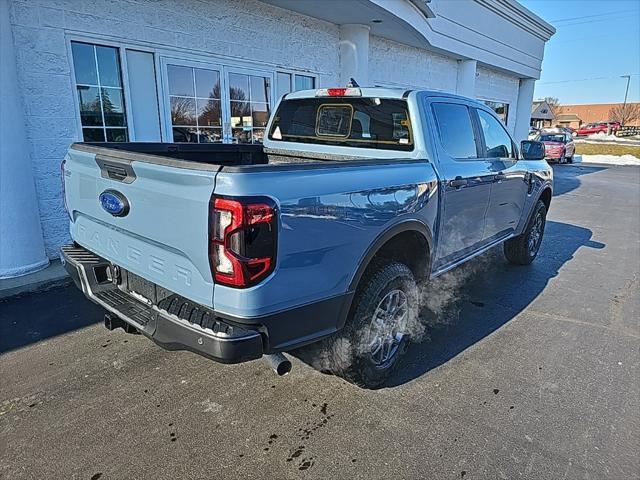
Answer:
(264, 353, 292, 376)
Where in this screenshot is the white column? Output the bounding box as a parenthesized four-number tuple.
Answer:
(0, 0, 49, 278)
(455, 59, 476, 98)
(513, 78, 536, 142)
(339, 24, 370, 87)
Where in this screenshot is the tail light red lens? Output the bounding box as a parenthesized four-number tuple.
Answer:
(209, 196, 277, 287)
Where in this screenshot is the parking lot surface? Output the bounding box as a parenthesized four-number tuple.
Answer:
(1, 165, 638, 479)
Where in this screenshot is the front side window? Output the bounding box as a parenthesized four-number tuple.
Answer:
(477, 109, 514, 158)
(167, 64, 222, 143)
(432, 103, 477, 159)
(269, 97, 413, 151)
(71, 42, 128, 142)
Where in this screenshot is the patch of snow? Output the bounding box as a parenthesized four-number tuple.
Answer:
(580, 132, 640, 144)
(573, 154, 640, 166)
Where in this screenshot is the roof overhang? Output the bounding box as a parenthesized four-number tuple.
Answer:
(259, 0, 555, 79)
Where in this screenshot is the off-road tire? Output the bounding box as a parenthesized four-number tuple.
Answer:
(504, 200, 547, 265)
(325, 262, 418, 389)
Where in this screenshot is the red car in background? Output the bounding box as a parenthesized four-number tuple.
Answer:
(576, 122, 620, 136)
(536, 131, 576, 164)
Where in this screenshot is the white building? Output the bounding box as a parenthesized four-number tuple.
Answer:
(0, 0, 554, 278)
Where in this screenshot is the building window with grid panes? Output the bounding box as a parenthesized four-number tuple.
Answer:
(167, 64, 222, 143)
(71, 42, 128, 142)
(276, 72, 316, 100)
(229, 73, 271, 144)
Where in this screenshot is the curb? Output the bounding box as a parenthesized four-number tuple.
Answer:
(0, 260, 71, 301)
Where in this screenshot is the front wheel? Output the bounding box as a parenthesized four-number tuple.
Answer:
(504, 200, 547, 265)
(324, 262, 419, 388)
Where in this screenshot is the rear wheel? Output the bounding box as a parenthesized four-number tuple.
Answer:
(504, 200, 547, 265)
(323, 262, 419, 388)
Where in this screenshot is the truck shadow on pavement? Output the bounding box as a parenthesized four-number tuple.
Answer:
(386, 220, 605, 388)
(552, 164, 605, 196)
(0, 286, 105, 354)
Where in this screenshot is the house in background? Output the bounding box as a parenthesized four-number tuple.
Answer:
(555, 113, 581, 129)
(530, 100, 555, 128)
(0, 0, 554, 279)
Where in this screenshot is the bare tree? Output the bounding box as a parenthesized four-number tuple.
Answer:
(609, 103, 640, 126)
(170, 97, 196, 125)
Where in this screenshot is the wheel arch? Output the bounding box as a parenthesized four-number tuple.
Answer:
(539, 185, 552, 212)
(339, 220, 433, 329)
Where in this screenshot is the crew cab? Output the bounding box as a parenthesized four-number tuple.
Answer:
(61, 87, 552, 388)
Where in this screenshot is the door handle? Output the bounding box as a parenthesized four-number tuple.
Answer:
(449, 177, 468, 188)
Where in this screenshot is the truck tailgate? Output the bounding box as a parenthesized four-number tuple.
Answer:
(64, 145, 219, 307)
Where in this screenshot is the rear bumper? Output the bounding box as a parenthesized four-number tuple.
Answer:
(61, 245, 263, 363)
(61, 244, 353, 363)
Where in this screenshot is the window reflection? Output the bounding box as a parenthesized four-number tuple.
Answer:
(71, 42, 128, 142)
(96, 46, 122, 88)
(167, 65, 194, 96)
(228, 73, 271, 144)
(197, 99, 221, 127)
(77, 86, 102, 126)
(167, 64, 222, 143)
(294, 74, 315, 91)
(170, 97, 196, 125)
(102, 88, 126, 126)
(482, 100, 509, 125)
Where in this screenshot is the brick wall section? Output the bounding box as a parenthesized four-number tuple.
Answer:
(557, 103, 640, 126)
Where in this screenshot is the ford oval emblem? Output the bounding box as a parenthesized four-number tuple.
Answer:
(99, 190, 129, 217)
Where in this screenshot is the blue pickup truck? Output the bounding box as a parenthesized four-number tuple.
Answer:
(61, 87, 551, 388)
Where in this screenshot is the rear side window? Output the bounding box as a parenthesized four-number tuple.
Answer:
(432, 103, 477, 159)
(477, 109, 514, 158)
(268, 98, 413, 151)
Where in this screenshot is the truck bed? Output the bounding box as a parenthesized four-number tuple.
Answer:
(71, 142, 382, 173)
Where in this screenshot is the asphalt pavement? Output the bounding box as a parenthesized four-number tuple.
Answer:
(1, 165, 638, 480)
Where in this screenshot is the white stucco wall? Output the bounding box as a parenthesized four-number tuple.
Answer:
(8, 0, 340, 258)
(369, 35, 458, 91)
(475, 65, 520, 132)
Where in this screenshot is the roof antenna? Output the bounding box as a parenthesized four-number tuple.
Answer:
(347, 78, 359, 88)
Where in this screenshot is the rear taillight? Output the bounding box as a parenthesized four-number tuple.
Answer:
(209, 196, 277, 288)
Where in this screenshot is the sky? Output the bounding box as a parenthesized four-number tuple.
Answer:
(519, 0, 640, 105)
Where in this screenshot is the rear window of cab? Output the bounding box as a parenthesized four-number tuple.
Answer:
(268, 97, 414, 151)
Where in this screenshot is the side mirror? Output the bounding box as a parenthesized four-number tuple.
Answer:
(521, 140, 545, 160)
